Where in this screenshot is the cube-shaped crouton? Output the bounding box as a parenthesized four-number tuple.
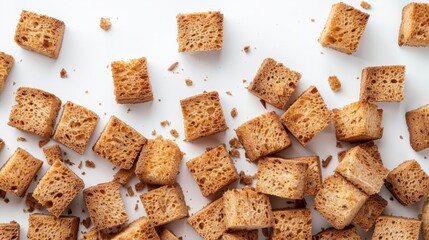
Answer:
(335, 147, 389, 195)
(421, 198, 429, 240)
(314, 174, 368, 229)
(180, 91, 228, 141)
(0, 148, 43, 197)
(140, 184, 188, 226)
(236, 111, 291, 161)
(186, 145, 238, 197)
(353, 194, 388, 231)
(93, 116, 146, 169)
(399, 3, 429, 47)
(338, 141, 382, 163)
(372, 216, 421, 240)
(313, 226, 361, 240)
(8, 87, 61, 138)
(160, 229, 179, 240)
(111, 57, 153, 104)
(248, 58, 301, 109)
(333, 101, 383, 142)
(135, 136, 183, 185)
(33, 160, 84, 217)
(28, 214, 79, 240)
(223, 187, 274, 230)
(0, 221, 19, 240)
(53, 101, 99, 154)
(177, 12, 223, 52)
(256, 157, 308, 199)
(318, 2, 369, 54)
(385, 160, 429, 205)
(113, 164, 136, 186)
(0, 52, 14, 92)
(84, 182, 128, 230)
(188, 198, 226, 240)
(280, 86, 332, 145)
(272, 208, 311, 240)
(360, 65, 405, 102)
(406, 104, 429, 151)
(15, 10, 65, 59)
(111, 217, 160, 240)
(289, 156, 322, 196)
(43, 144, 63, 165)
(222, 231, 258, 240)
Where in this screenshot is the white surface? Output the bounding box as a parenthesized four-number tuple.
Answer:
(0, 0, 428, 239)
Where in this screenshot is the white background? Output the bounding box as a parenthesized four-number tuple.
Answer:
(0, 0, 428, 239)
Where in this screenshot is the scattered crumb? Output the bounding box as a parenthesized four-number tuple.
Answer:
(242, 79, 247, 83)
(226, 91, 232, 96)
(328, 75, 342, 92)
(78, 161, 83, 169)
(13, 81, 16, 86)
(320, 52, 324, 55)
(134, 203, 139, 211)
(322, 155, 333, 168)
(229, 137, 242, 148)
(112, 166, 117, 171)
(127, 108, 131, 114)
(81, 171, 86, 175)
(135, 182, 145, 192)
(243, 45, 250, 53)
(400, 135, 403, 140)
(67, 208, 72, 215)
(239, 171, 254, 185)
(151, 130, 156, 136)
(0, 138, 4, 151)
(311, 18, 315, 22)
(4, 198, 9, 203)
(38, 139, 50, 148)
(85, 160, 96, 168)
(360, 1, 371, 9)
(170, 129, 179, 138)
(260, 99, 267, 109)
(17, 137, 26, 142)
(160, 120, 170, 127)
(64, 159, 75, 166)
(390, 196, 394, 201)
(60, 68, 68, 78)
(229, 149, 240, 158)
(168, 62, 179, 71)
(230, 107, 238, 118)
(126, 186, 135, 197)
(336, 142, 343, 148)
(425, 156, 427, 159)
(185, 79, 193, 86)
(25, 193, 42, 212)
(85, 90, 88, 94)
(294, 198, 307, 209)
(100, 18, 112, 30)
(82, 217, 92, 228)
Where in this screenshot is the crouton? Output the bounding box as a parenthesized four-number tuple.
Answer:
(338, 141, 382, 163)
(353, 194, 388, 231)
(406, 104, 429, 151)
(160, 228, 179, 240)
(0, 221, 19, 240)
(360, 65, 405, 102)
(272, 208, 311, 240)
(288, 156, 322, 196)
(187, 198, 226, 240)
(0, 52, 14, 92)
(113, 164, 136, 186)
(27, 214, 79, 240)
(372, 216, 421, 240)
(100, 18, 111, 31)
(222, 231, 258, 240)
(111, 217, 160, 240)
(43, 144, 63, 165)
(399, 3, 429, 47)
(313, 226, 361, 240)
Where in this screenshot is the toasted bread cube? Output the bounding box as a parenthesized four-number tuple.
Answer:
(222, 231, 258, 240)
(0, 148, 43, 197)
(93, 116, 146, 169)
(360, 65, 406, 102)
(28, 214, 79, 240)
(289, 156, 322, 196)
(313, 226, 361, 240)
(256, 157, 308, 199)
(8, 87, 61, 138)
(319, 2, 369, 54)
(186, 145, 238, 197)
(43, 144, 63, 165)
(236, 111, 291, 161)
(338, 141, 382, 163)
(372, 216, 421, 240)
(33, 160, 84, 217)
(353, 194, 387, 231)
(0, 52, 14, 92)
(272, 208, 311, 240)
(160, 228, 179, 240)
(399, 3, 429, 47)
(188, 198, 226, 240)
(180, 91, 228, 141)
(314, 174, 368, 229)
(333, 101, 383, 142)
(223, 187, 274, 230)
(280, 86, 332, 145)
(328, 75, 342, 92)
(406, 104, 429, 151)
(385, 160, 429, 205)
(248, 58, 301, 109)
(14, 10, 65, 59)
(0, 221, 19, 240)
(135, 136, 183, 185)
(177, 12, 223, 52)
(421, 198, 429, 240)
(113, 164, 136, 186)
(84, 182, 128, 230)
(140, 184, 188, 226)
(53, 101, 99, 154)
(111, 217, 160, 240)
(111, 57, 153, 104)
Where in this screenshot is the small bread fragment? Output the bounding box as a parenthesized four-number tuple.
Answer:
(399, 3, 429, 47)
(0, 51, 14, 92)
(113, 164, 136, 186)
(319, 2, 369, 54)
(421, 198, 429, 240)
(160, 228, 179, 240)
(328, 75, 341, 92)
(187, 198, 226, 240)
(360, 65, 405, 102)
(100, 18, 111, 31)
(8, 87, 62, 138)
(236, 111, 291, 161)
(406, 104, 429, 151)
(15, 10, 65, 58)
(372, 216, 421, 240)
(27, 214, 79, 240)
(353, 194, 388, 231)
(248, 58, 301, 109)
(43, 144, 63, 165)
(0, 138, 4, 151)
(222, 231, 258, 240)
(111, 217, 160, 240)
(288, 156, 322, 196)
(272, 208, 311, 240)
(280, 86, 332, 145)
(177, 12, 223, 52)
(361, 1, 371, 9)
(385, 160, 429, 205)
(0, 221, 20, 240)
(338, 141, 382, 163)
(313, 226, 361, 240)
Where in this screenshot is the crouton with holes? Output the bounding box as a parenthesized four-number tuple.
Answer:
(280, 86, 331, 146)
(111, 217, 160, 240)
(187, 198, 226, 240)
(111, 57, 153, 104)
(421, 198, 429, 240)
(15, 10, 65, 58)
(0, 148, 43, 197)
(223, 187, 274, 230)
(177, 12, 223, 52)
(180, 91, 228, 141)
(0, 221, 19, 240)
(8, 87, 61, 138)
(399, 3, 429, 47)
(113, 164, 136, 186)
(236, 111, 291, 161)
(248, 58, 301, 109)
(33, 160, 84, 217)
(93, 116, 146, 169)
(272, 208, 311, 240)
(313, 226, 361, 240)
(319, 2, 369, 54)
(333, 101, 383, 142)
(360, 65, 405, 102)
(338, 141, 382, 163)
(385, 160, 429, 205)
(140, 184, 188, 226)
(43, 144, 62, 165)
(186, 145, 238, 197)
(84, 182, 128, 230)
(353, 194, 387, 231)
(135, 136, 183, 185)
(289, 156, 322, 196)
(372, 216, 421, 240)
(406, 104, 429, 151)
(222, 231, 258, 240)
(53, 101, 99, 154)
(0, 52, 14, 92)
(314, 174, 368, 229)
(27, 214, 79, 240)
(160, 229, 179, 240)
(256, 157, 308, 199)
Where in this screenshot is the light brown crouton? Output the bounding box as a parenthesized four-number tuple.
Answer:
(372, 216, 421, 240)
(360, 65, 405, 102)
(0, 52, 14, 92)
(28, 214, 79, 240)
(406, 104, 429, 151)
(272, 208, 312, 240)
(399, 3, 429, 47)
(187, 198, 226, 240)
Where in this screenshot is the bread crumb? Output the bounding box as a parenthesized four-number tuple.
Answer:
(260, 99, 267, 109)
(400, 135, 403, 140)
(67, 208, 72, 215)
(78, 161, 83, 169)
(17, 137, 26, 142)
(170, 129, 179, 138)
(100, 18, 111, 30)
(322, 155, 333, 168)
(85, 160, 95, 168)
(230, 149, 240, 158)
(360, 1, 371, 9)
(311, 18, 315, 22)
(242, 79, 247, 83)
(81, 171, 86, 175)
(64, 159, 75, 166)
(25, 192, 42, 213)
(60, 68, 68, 78)
(160, 120, 170, 127)
(135, 182, 145, 192)
(230, 107, 238, 118)
(229, 137, 242, 148)
(0, 138, 4, 151)
(38, 139, 50, 148)
(134, 203, 139, 211)
(336, 141, 343, 148)
(243, 45, 250, 53)
(168, 62, 179, 71)
(4, 198, 9, 203)
(239, 171, 254, 185)
(226, 91, 232, 96)
(389, 196, 394, 201)
(151, 130, 156, 136)
(127, 108, 131, 114)
(82, 217, 91, 229)
(126, 186, 135, 197)
(185, 79, 193, 86)
(85, 90, 88, 94)
(328, 75, 341, 92)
